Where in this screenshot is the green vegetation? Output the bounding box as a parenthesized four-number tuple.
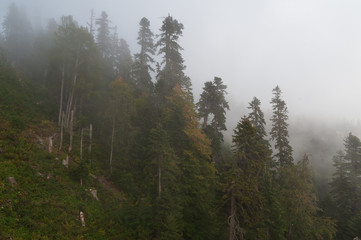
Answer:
(0, 2, 352, 239)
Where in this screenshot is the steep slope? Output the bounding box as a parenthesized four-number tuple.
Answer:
(0, 65, 148, 239)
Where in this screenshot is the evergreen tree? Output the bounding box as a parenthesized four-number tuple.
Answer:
(164, 86, 216, 239)
(2, 3, 33, 70)
(96, 11, 111, 59)
(116, 38, 133, 82)
(49, 15, 102, 133)
(132, 17, 155, 94)
(198, 77, 229, 162)
(279, 155, 336, 239)
(248, 97, 266, 139)
(330, 133, 361, 239)
(148, 124, 183, 240)
(225, 117, 270, 239)
(155, 15, 191, 96)
(106, 77, 135, 176)
(269, 86, 293, 166)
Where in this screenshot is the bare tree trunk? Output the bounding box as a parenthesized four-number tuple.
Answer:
(59, 111, 65, 151)
(202, 113, 209, 129)
(58, 65, 65, 126)
(158, 163, 162, 197)
(109, 117, 115, 175)
(68, 110, 74, 153)
(89, 123, 92, 165)
(65, 56, 79, 129)
(80, 128, 83, 160)
(229, 190, 236, 240)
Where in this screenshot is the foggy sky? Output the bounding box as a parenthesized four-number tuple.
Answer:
(2, 0, 361, 139)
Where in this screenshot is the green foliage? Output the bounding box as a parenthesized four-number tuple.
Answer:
(0, 7, 341, 239)
(330, 133, 361, 239)
(198, 77, 229, 163)
(132, 17, 155, 94)
(156, 15, 191, 95)
(248, 97, 267, 140)
(270, 85, 293, 166)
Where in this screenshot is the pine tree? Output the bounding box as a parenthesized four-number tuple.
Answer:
(148, 124, 183, 240)
(164, 85, 216, 239)
(225, 117, 270, 239)
(132, 17, 155, 94)
(115, 38, 133, 82)
(330, 133, 361, 239)
(198, 77, 229, 162)
(248, 97, 266, 139)
(155, 15, 191, 96)
(2, 3, 33, 69)
(96, 11, 111, 59)
(269, 86, 293, 166)
(279, 155, 336, 239)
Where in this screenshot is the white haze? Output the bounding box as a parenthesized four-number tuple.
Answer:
(2, 0, 361, 168)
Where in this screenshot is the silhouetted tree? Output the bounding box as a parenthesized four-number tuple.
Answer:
(269, 86, 293, 166)
(96, 11, 111, 59)
(198, 77, 229, 162)
(156, 15, 191, 96)
(132, 17, 155, 94)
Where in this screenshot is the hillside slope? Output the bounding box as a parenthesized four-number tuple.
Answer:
(0, 66, 149, 239)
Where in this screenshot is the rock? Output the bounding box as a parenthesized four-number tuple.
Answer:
(7, 177, 17, 187)
(90, 188, 99, 201)
(80, 211, 85, 227)
(62, 156, 69, 168)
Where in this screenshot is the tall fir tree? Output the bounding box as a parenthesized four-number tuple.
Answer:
(279, 155, 336, 239)
(330, 133, 361, 239)
(225, 117, 270, 239)
(132, 17, 155, 94)
(155, 15, 191, 96)
(148, 124, 183, 240)
(248, 97, 266, 140)
(198, 77, 229, 162)
(96, 11, 111, 59)
(164, 85, 217, 239)
(269, 86, 293, 166)
(2, 3, 33, 70)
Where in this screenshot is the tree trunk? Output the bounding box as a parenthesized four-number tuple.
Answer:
(202, 113, 209, 129)
(65, 55, 79, 129)
(80, 128, 83, 160)
(89, 123, 92, 165)
(229, 190, 236, 240)
(59, 111, 64, 151)
(158, 163, 162, 197)
(109, 117, 115, 175)
(58, 65, 65, 126)
(68, 110, 74, 153)
(89, 123, 92, 154)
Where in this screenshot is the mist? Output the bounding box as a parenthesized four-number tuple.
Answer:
(0, 0, 361, 239)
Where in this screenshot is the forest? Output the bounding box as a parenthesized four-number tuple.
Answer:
(0, 2, 360, 239)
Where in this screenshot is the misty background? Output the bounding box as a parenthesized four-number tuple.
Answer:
(2, 0, 361, 178)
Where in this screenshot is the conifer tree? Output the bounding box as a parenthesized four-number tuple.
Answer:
(198, 77, 229, 162)
(155, 15, 191, 96)
(96, 11, 111, 59)
(2, 3, 33, 69)
(330, 133, 361, 239)
(279, 155, 336, 239)
(269, 86, 293, 166)
(148, 124, 183, 240)
(164, 86, 216, 239)
(225, 117, 270, 239)
(132, 17, 155, 94)
(248, 97, 266, 139)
